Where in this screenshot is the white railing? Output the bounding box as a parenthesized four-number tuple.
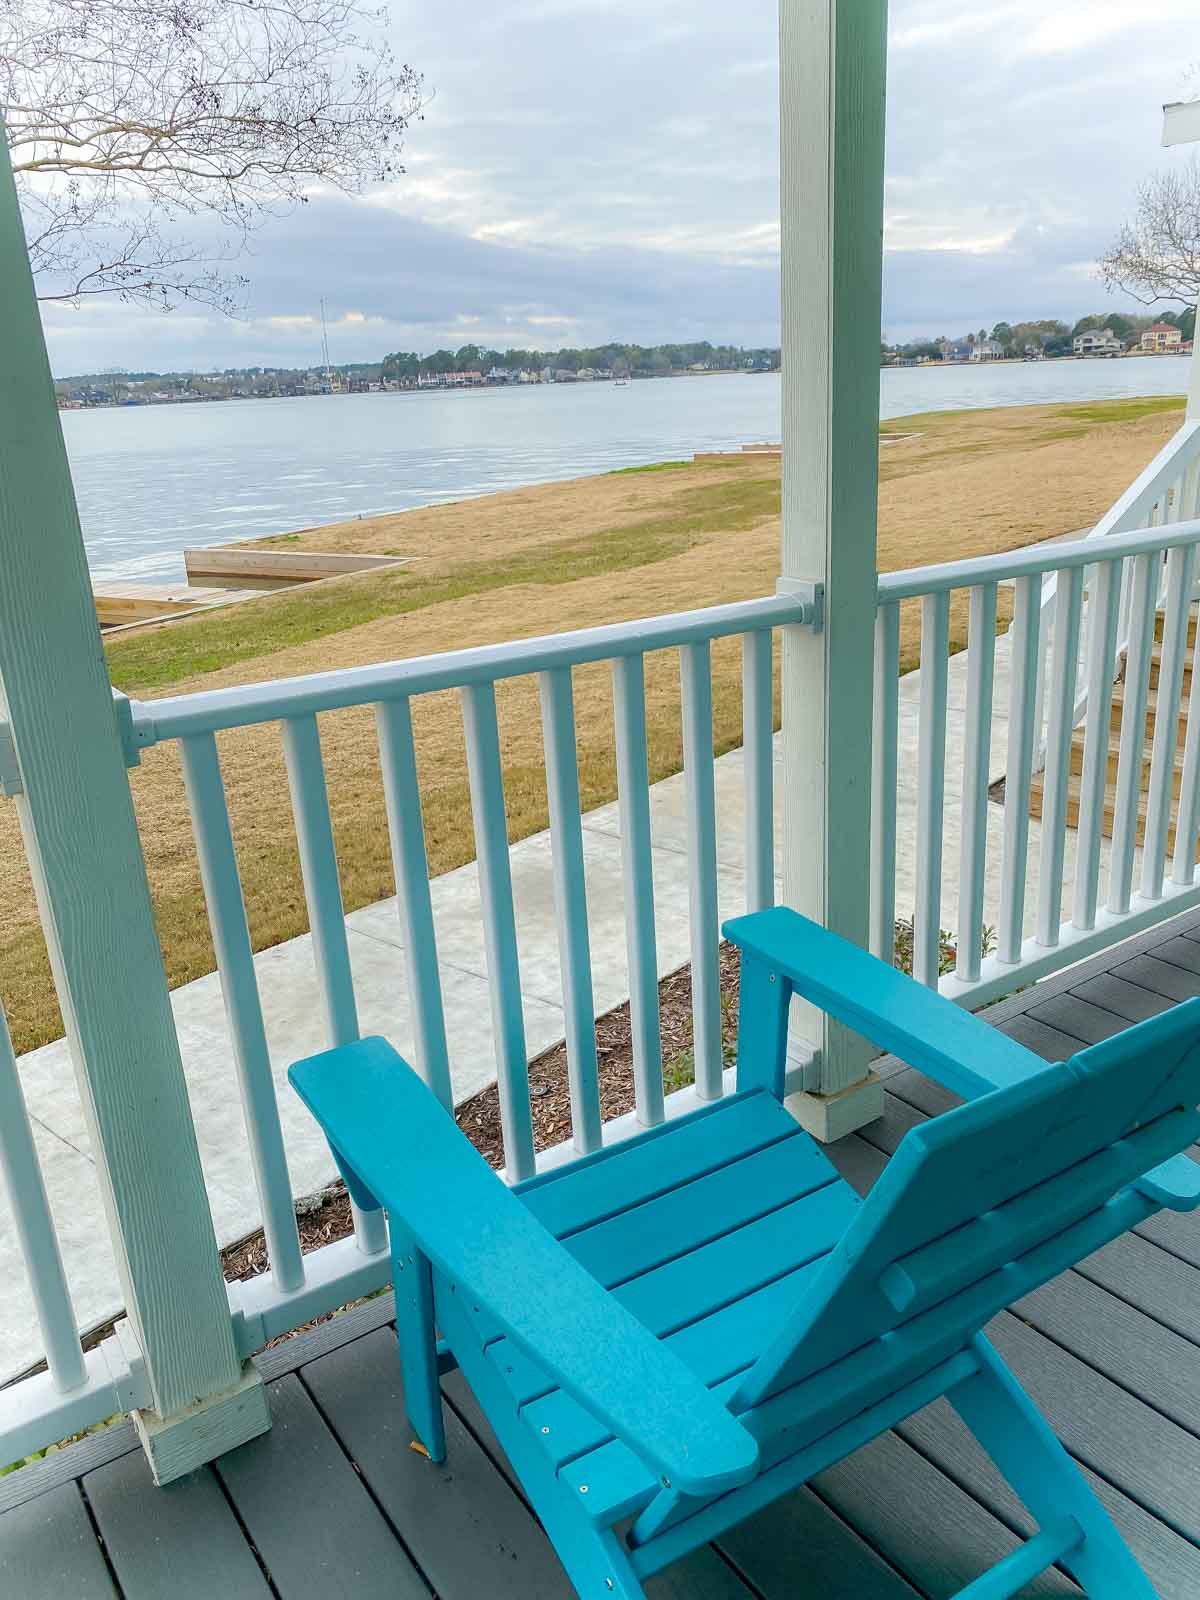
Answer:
(8, 501, 1200, 1469)
(875, 518, 1200, 1010)
(1034, 418, 1200, 757)
(0, 590, 815, 1466)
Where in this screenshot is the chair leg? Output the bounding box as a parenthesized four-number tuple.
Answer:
(949, 1336, 1155, 1598)
(435, 1280, 649, 1599)
(391, 1228, 446, 1463)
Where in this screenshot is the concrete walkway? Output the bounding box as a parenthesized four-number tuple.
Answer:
(1, 635, 1121, 1379)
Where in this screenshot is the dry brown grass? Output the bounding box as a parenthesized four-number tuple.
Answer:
(1, 397, 1185, 1052)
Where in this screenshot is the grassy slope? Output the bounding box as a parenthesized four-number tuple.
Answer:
(1, 396, 1185, 1053)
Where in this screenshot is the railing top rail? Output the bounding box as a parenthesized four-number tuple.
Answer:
(878, 515, 1200, 603)
(130, 592, 813, 746)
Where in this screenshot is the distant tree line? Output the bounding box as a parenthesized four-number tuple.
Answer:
(884, 308, 1196, 365)
(379, 340, 779, 379)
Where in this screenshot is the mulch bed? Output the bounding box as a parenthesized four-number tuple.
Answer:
(222, 942, 742, 1299)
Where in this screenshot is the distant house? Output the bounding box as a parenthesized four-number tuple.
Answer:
(941, 342, 972, 363)
(554, 369, 578, 383)
(1072, 328, 1122, 357)
(1141, 322, 1184, 353)
(969, 339, 1004, 362)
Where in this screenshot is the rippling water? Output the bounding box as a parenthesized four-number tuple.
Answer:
(62, 357, 1190, 582)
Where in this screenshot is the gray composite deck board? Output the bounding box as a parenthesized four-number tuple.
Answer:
(814, 1429, 1079, 1598)
(718, 1486, 925, 1598)
(0, 1481, 117, 1597)
(214, 1372, 429, 1600)
(1068, 971, 1175, 1022)
(6, 908, 1200, 1597)
(300, 1324, 576, 1599)
(84, 1451, 271, 1600)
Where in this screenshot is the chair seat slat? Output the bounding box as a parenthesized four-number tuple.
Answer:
(517, 1089, 793, 1237)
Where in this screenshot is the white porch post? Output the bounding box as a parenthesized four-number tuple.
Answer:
(0, 127, 268, 1480)
(778, 0, 888, 1140)
(1161, 100, 1200, 419)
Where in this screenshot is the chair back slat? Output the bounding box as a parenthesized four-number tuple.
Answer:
(735, 1001, 1200, 1409)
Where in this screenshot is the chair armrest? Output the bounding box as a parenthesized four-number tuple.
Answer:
(288, 1036, 759, 1498)
(1140, 1151, 1200, 1211)
(723, 905, 1047, 1101)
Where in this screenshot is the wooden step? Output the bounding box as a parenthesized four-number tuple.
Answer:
(1153, 605, 1199, 648)
(1028, 768, 1197, 859)
(1064, 728, 1186, 796)
(1146, 641, 1195, 693)
(1109, 682, 1190, 744)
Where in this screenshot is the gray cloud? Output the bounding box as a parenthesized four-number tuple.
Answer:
(36, 0, 1200, 375)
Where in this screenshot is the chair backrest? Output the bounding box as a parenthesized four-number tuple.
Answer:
(735, 1000, 1200, 1410)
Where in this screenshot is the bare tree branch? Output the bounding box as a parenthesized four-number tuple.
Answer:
(1, 0, 424, 309)
(1100, 154, 1200, 307)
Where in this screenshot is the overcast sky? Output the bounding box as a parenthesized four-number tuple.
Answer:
(37, 0, 1200, 376)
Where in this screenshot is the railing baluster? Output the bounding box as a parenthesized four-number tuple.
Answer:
(1107, 554, 1157, 914)
(914, 591, 950, 988)
(1184, 459, 1200, 522)
(282, 714, 386, 1257)
(376, 699, 453, 1112)
(1072, 560, 1123, 932)
(538, 667, 602, 1154)
(1172, 605, 1200, 885)
(742, 629, 775, 915)
(998, 575, 1042, 963)
(283, 716, 358, 1043)
(957, 583, 998, 980)
(460, 683, 536, 1180)
(1034, 568, 1084, 946)
(1142, 543, 1200, 900)
(680, 641, 723, 1098)
(870, 602, 900, 962)
(181, 733, 304, 1292)
(0, 1003, 87, 1393)
(612, 656, 664, 1126)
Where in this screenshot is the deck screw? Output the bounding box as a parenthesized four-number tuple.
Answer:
(768, 972, 776, 983)
(542, 1425, 551, 1434)
(579, 1484, 589, 1494)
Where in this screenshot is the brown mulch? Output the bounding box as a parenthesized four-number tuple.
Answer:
(222, 943, 742, 1295)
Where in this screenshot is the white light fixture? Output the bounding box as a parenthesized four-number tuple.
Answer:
(1162, 100, 1200, 148)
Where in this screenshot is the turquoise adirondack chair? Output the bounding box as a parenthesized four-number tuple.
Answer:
(289, 905, 1200, 1598)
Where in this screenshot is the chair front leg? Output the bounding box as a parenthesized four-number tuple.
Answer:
(391, 1224, 446, 1463)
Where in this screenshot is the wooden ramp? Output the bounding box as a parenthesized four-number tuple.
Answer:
(3, 908, 1200, 1597)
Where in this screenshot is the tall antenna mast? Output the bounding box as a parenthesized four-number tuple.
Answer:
(320, 297, 332, 379)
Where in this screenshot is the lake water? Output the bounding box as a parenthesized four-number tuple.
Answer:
(63, 355, 1191, 582)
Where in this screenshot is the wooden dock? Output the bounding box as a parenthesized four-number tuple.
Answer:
(183, 547, 411, 589)
(92, 581, 263, 628)
(92, 548, 412, 631)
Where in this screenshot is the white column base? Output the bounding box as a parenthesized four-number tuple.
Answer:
(133, 1359, 270, 1485)
(785, 1070, 884, 1143)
